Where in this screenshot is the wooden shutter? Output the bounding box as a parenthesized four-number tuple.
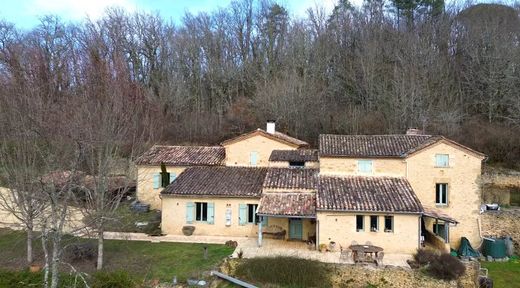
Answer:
(250, 152, 258, 166)
(239, 204, 247, 226)
(207, 203, 215, 224)
(153, 174, 161, 189)
(186, 202, 194, 224)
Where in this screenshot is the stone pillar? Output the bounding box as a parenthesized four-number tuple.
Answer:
(258, 216, 263, 247)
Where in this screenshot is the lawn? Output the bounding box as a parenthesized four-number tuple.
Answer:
(481, 259, 520, 288)
(0, 228, 234, 283)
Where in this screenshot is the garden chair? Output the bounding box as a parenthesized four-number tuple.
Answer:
(339, 245, 351, 261)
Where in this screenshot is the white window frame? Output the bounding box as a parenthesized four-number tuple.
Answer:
(195, 202, 208, 222)
(384, 216, 394, 233)
(435, 154, 449, 167)
(370, 215, 379, 232)
(247, 204, 259, 224)
(356, 215, 364, 232)
(435, 183, 448, 206)
(358, 160, 373, 173)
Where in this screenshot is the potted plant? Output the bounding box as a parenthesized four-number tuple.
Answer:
(329, 241, 337, 251)
(182, 225, 195, 236)
(319, 243, 328, 253)
(29, 263, 41, 273)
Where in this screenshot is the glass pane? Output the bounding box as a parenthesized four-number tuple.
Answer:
(202, 203, 208, 221)
(436, 154, 449, 167)
(370, 215, 378, 231)
(356, 215, 363, 231)
(196, 203, 201, 221)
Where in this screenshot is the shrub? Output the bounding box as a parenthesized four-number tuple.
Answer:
(64, 242, 97, 262)
(427, 253, 466, 280)
(413, 249, 439, 266)
(91, 271, 137, 288)
(235, 256, 331, 288)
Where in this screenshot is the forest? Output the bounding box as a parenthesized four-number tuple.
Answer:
(0, 0, 519, 167)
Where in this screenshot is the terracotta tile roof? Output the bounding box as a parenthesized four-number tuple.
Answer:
(269, 149, 319, 162)
(317, 176, 423, 213)
(161, 166, 267, 197)
(221, 129, 308, 148)
(263, 168, 318, 190)
(135, 145, 225, 166)
(319, 134, 436, 157)
(423, 206, 458, 223)
(258, 193, 316, 217)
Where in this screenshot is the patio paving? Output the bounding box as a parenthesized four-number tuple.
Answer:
(97, 232, 412, 267)
(233, 238, 412, 267)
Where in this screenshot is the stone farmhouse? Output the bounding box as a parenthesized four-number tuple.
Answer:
(135, 121, 485, 254)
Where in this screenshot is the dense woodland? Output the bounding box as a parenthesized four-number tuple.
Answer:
(1, 0, 520, 167)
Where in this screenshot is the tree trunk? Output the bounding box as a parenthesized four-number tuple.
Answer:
(50, 232, 60, 288)
(41, 230, 49, 288)
(97, 228, 104, 270)
(26, 227, 33, 264)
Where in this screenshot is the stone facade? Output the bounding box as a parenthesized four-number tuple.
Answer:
(316, 212, 421, 253)
(406, 141, 484, 248)
(136, 165, 186, 209)
(222, 134, 297, 167)
(319, 157, 407, 177)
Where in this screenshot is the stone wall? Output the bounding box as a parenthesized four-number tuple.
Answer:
(480, 209, 520, 255)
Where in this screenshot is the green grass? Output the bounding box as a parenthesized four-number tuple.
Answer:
(0, 228, 234, 283)
(481, 259, 520, 288)
(235, 256, 332, 288)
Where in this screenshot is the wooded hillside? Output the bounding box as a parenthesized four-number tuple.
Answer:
(0, 0, 519, 168)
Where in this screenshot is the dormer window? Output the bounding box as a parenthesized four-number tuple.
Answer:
(358, 160, 373, 173)
(435, 154, 449, 167)
(289, 161, 305, 168)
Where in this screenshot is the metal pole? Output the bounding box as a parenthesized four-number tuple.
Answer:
(211, 271, 258, 288)
(257, 216, 263, 247)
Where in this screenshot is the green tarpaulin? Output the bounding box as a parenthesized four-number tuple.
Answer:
(458, 237, 480, 258)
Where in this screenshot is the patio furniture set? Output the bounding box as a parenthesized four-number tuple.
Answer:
(340, 241, 385, 266)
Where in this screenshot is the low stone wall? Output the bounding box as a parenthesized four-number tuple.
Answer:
(481, 209, 520, 255)
(220, 259, 478, 288)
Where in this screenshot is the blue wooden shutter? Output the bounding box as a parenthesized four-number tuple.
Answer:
(186, 202, 194, 224)
(250, 152, 258, 166)
(207, 203, 215, 224)
(170, 173, 177, 183)
(152, 174, 161, 189)
(239, 204, 247, 225)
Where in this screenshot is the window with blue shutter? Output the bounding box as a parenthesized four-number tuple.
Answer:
(239, 204, 247, 225)
(152, 174, 161, 189)
(207, 203, 215, 224)
(186, 202, 194, 224)
(358, 160, 373, 173)
(170, 173, 177, 183)
(435, 154, 449, 167)
(250, 152, 258, 166)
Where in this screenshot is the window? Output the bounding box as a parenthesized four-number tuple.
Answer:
(370, 215, 379, 232)
(289, 161, 305, 167)
(358, 160, 373, 173)
(247, 204, 259, 224)
(195, 202, 208, 221)
(435, 154, 449, 167)
(435, 183, 448, 205)
(250, 151, 258, 166)
(356, 215, 364, 232)
(433, 223, 447, 242)
(384, 216, 393, 232)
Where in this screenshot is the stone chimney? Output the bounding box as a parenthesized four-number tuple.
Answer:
(406, 128, 423, 135)
(266, 120, 276, 134)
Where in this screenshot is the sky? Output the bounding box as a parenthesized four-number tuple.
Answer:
(0, 0, 361, 30)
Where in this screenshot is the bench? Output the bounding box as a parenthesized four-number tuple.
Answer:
(261, 225, 286, 239)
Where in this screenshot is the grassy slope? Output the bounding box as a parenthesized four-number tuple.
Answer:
(481, 260, 520, 288)
(0, 228, 234, 282)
